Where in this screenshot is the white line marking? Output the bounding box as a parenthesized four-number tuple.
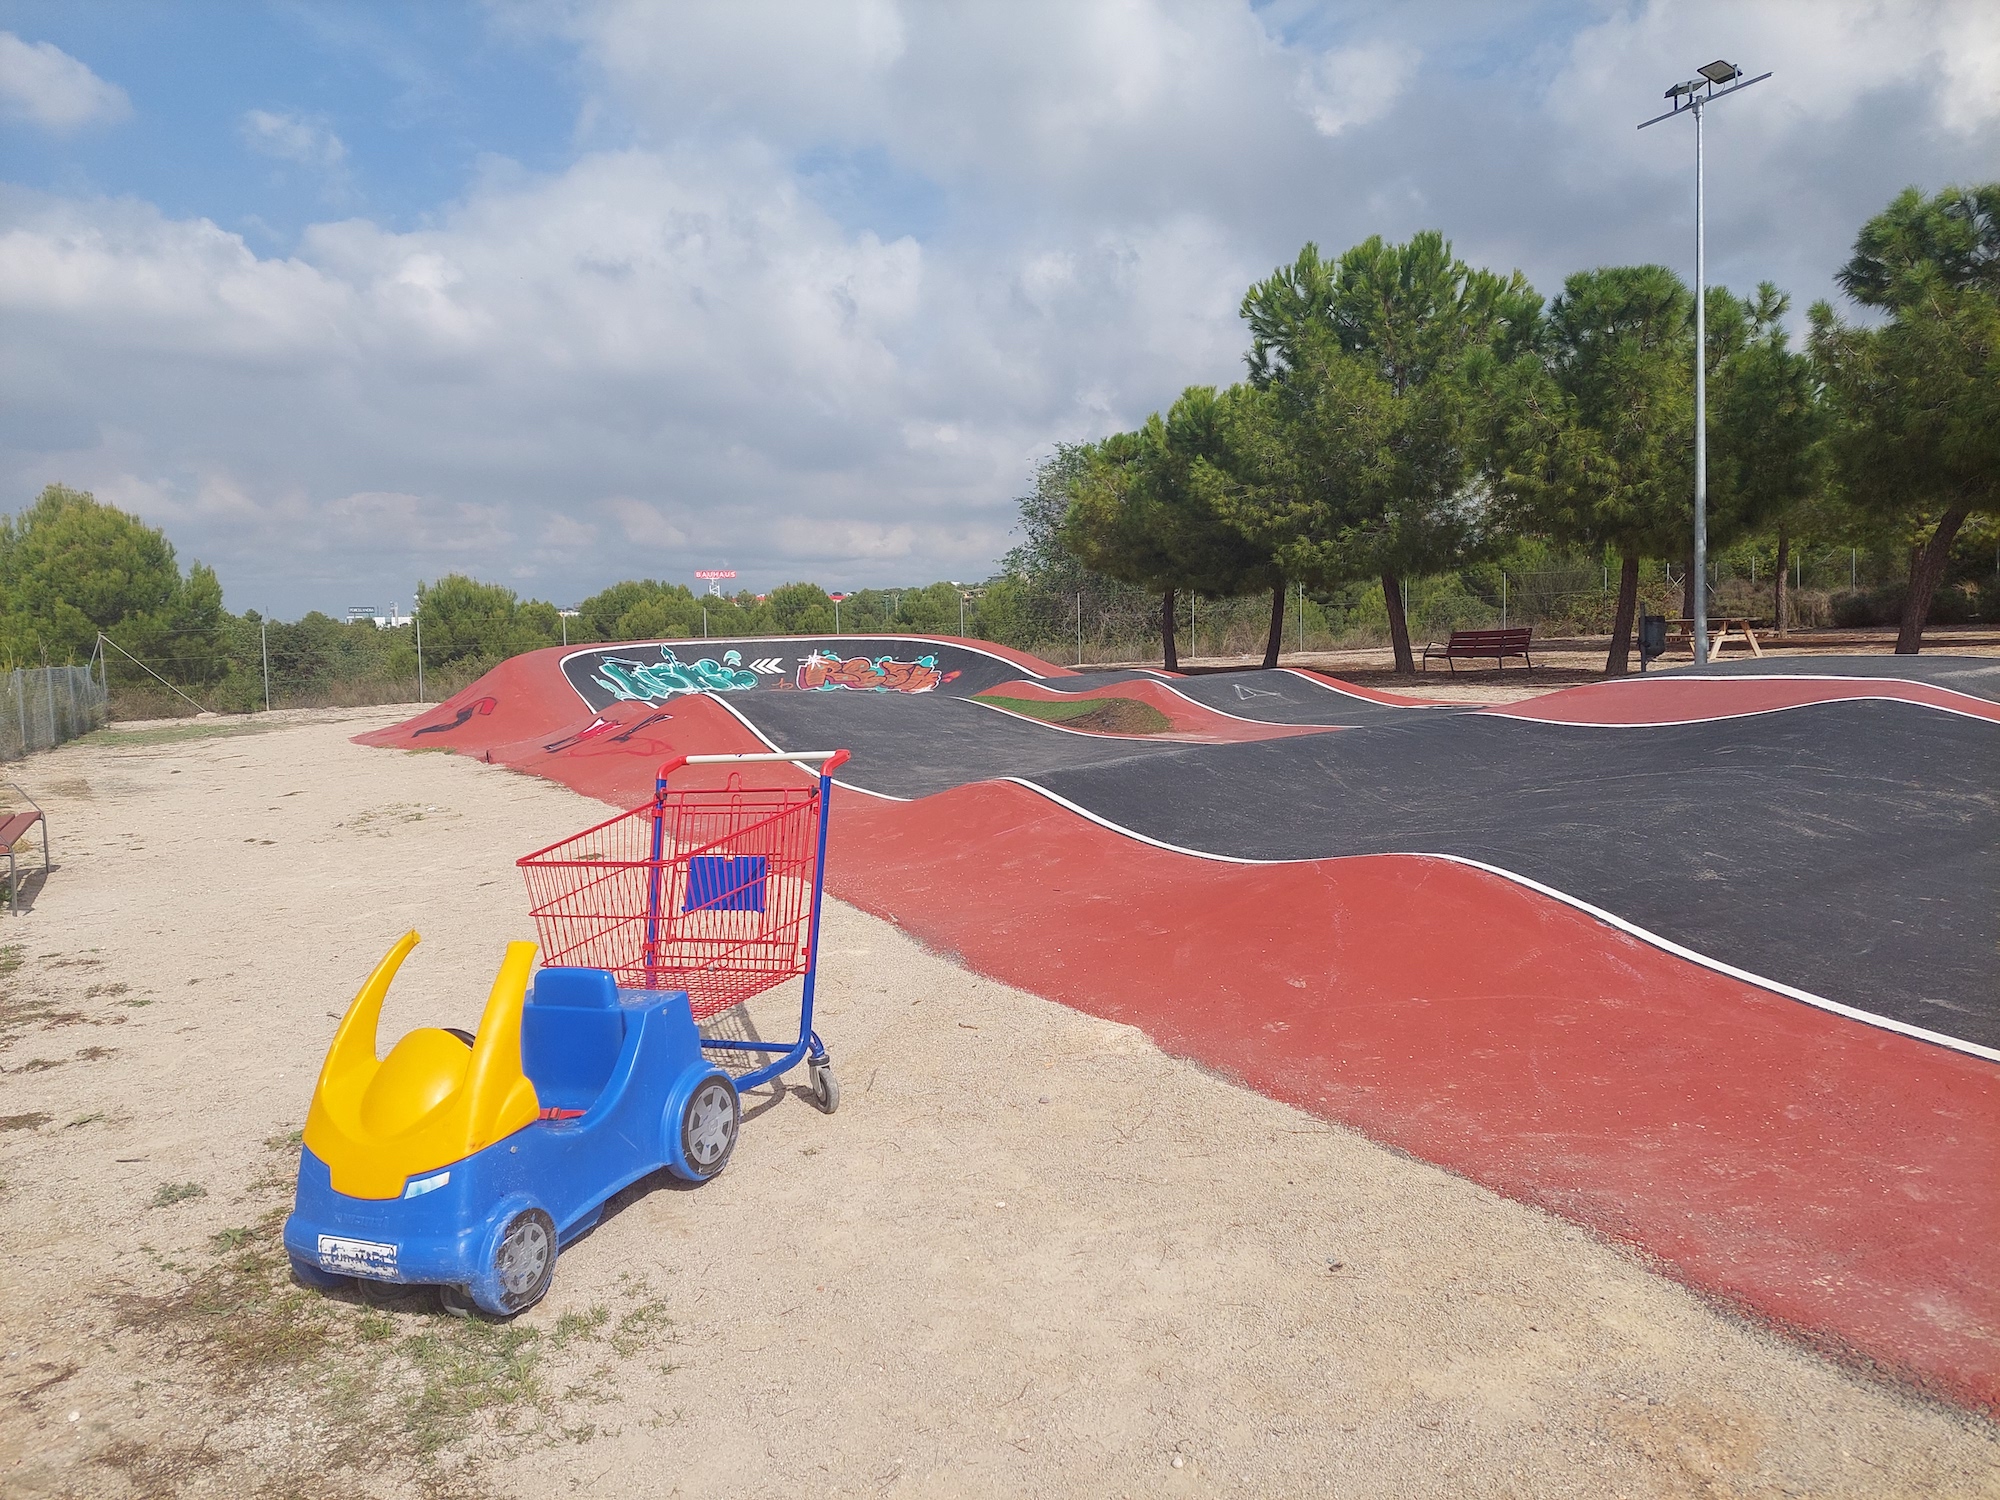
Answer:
(993, 777, 1999, 1066)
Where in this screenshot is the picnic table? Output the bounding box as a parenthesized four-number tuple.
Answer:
(1666, 618, 1765, 658)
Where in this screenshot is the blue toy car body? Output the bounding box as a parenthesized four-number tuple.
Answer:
(284, 964, 736, 1315)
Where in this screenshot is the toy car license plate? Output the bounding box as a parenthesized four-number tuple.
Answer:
(318, 1234, 399, 1279)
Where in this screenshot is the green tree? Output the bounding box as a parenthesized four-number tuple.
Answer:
(1488, 265, 1694, 672)
(1064, 389, 1276, 669)
(574, 580, 703, 643)
(1238, 234, 1540, 671)
(1706, 284, 1829, 634)
(767, 582, 835, 634)
(1810, 183, 1999, 653)
(0, 483, 227, 681)
(414, 574, 560, 666)
(893, 581, 967, 635)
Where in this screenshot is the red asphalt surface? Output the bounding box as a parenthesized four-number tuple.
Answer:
(1479, 673, 2000, 727)
(359, 648, 2000, 1413)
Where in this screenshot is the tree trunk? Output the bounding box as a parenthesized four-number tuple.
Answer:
(1773, 528, 1790, 637)
(1160, 588, 1179, 673)
(1605, 554, 1641, 675)
(1262, 581, 1286, 669)
(1382, 574, 1415, 674)
(1895, 503, 1972, 655)
(1680, 549, 1698, 623)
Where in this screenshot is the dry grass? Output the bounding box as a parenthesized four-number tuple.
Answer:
(105, 1135, 685, 1494)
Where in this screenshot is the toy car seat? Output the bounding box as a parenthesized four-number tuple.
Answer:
(522, 967, 628, 1115)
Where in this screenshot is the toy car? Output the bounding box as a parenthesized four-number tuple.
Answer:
(283, 931, 737, 1316)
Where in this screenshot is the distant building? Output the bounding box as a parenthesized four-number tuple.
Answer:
(347, 604, 412, 629)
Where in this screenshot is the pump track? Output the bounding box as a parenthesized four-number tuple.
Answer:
(359, 637, 2000, 1414)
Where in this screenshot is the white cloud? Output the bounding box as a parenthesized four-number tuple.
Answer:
(4, 1, 1999, 613)
(1296, 43, 1417, 138)
(0, 31, 130, 132)
(240, 109, 349, 169)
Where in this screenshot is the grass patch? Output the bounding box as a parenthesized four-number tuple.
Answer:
(112, 1196, 684, 1487)
(86, 720, 276, 748)
(150, 1180, 208, 1207)
(979, 693, 1173, 735)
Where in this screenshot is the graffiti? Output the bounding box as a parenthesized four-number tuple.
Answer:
(795, 651, 951, 694)
(541, 709, 677, 755)
(413, 696, 497, 736)
(594, 649, 760, 703)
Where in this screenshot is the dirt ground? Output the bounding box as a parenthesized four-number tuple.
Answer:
(1, 710, 1996, 1498)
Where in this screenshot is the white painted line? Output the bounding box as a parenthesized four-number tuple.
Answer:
(995, 777, 2000, 1067)
(1484, 686, 1999, 730)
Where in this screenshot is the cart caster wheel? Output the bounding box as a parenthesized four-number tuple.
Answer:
(438, 1284, 477, 1319)
(809, 1059, 840, 1115)
(672, 1074, 739, 1182)
(483, 1207, 557, 1316)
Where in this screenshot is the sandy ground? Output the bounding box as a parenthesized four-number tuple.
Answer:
(1, 710, 1996, 1498)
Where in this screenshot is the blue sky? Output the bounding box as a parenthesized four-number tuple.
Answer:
(3, 2, 1996, 616)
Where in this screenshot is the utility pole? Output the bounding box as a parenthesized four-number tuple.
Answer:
(1641, 59, 1770, 666)
(414, 603, 426, 704)
(260, 617, 271, 712)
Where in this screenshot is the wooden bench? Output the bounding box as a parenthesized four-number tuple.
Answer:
(1, 785, 50, 915)
(1422, 627, 1534, 673)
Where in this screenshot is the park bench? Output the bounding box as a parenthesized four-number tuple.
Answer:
(1, 784, 49, 914)
(1421, 627, 1535, 673)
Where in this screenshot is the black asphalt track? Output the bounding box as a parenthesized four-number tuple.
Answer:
(1657, 652, 2000, 704)
(719, 687, 1999, 1052)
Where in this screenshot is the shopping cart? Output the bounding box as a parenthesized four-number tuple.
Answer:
(516, 750, 850, 1112)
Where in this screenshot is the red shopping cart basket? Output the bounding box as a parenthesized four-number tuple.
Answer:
(517, 750, 850, 1108)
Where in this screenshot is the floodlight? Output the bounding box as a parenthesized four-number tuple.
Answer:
(1636, 60, 1773, 665)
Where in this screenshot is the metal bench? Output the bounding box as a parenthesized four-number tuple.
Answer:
(1, 784, 50, 914)
(1421, 627, 1535, 673)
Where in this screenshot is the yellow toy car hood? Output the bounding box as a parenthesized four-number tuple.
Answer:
(303, 932, 542, 1200)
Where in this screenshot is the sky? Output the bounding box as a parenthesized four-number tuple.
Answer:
(2, 1, 1996, 617)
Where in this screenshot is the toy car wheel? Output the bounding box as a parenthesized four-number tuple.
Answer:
(355, 1276, 426, 1312)
(289, 1255, 347, 1293)
(809, 1058, 840, 1115)
(488, 1208, 558, 1315)
(676, 1074, 739, 1181)
(438, 1284, 477, 1319)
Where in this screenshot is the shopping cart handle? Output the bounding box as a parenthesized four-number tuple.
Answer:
(656, 749, 851, 780)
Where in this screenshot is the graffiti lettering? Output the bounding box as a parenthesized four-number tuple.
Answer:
(594, 649, 760, 704)
(795, 651, 946, 694)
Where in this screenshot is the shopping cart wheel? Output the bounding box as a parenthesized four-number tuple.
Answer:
(672, 1074, 740, 1182)
(808, 1057, 840, 1115)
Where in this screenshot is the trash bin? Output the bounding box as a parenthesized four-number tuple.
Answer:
(1638, 614, 1667, 672)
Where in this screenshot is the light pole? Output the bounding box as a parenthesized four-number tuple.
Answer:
(1640, 59, 1769, 666)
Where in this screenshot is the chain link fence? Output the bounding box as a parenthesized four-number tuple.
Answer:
(3, 666, 108, 760)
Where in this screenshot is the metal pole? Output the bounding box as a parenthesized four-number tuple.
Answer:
(1296, 581, 1303, 652)
(1075, 592, 1082, 666)
(1691, 99, 1709, 667)
(414, 605, 426, 704)
(1501, 572, 1507, 628)
(260, 619, 271, 712)
(1851, 549, 1856, 590)
(958, 593, 965, 635)
(834, 599, 840, 633)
